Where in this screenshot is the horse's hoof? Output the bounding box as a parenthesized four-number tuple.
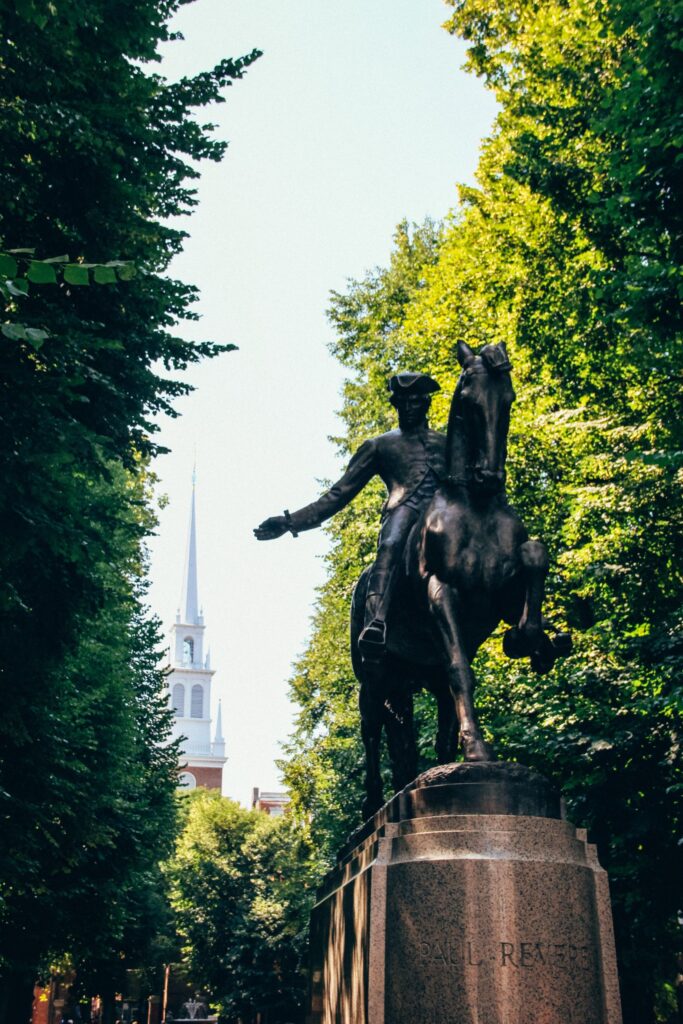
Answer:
(503, 626, 526, 659)
(552, 631, 573, 657)
(461, 733, 495, 762)
(530, 646, 556, 675)
(504, 624, 544, 658)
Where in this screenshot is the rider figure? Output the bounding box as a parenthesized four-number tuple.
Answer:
(254, 372, 446, 656)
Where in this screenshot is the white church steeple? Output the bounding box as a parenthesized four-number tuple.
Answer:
(167, 473, 226, 791)
(180, 468, 200, 625)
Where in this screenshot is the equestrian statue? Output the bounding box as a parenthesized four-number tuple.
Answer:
(255, 340, 571, 817)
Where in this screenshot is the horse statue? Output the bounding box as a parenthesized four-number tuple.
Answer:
(351, 340, 571, 817)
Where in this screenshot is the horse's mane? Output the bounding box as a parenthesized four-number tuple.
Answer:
(445, 371, 466, 476)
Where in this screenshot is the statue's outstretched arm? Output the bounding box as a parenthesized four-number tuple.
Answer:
(254, 439, 377, 540)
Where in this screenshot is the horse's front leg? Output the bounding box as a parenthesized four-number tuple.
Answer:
(435, 676, 458, 764)
(517, 540, 547, 642)
(503, 539, 557, 673)
(427, 575, 493, 762)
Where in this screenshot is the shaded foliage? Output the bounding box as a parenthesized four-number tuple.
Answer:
(0, 0, 260, 1015)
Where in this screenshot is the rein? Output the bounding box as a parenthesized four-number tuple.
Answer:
(445, 473, 505, 494)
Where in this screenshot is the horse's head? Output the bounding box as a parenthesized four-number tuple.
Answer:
(446, 340, 515, 495)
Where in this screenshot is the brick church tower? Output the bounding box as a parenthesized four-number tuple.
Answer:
(167, 475, 226, 790)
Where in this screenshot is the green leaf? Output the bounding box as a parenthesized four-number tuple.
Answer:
(2, 323, 27, 341)
(63, 265, 90, 286)
(0, 254, 18, 278)
(93, 266, 117, 285)
(1, 323, 48, 346)
(116, 264, 137, 281)
(14, 0, 49, 28)
(25, 327, 49, 348)
(42, 254, 70, 264)
(6, 247, 35, 254)
(27, 261, 57, 284)
(6, 278, 29, 297)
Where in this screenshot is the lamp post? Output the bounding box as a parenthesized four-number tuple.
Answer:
(161, 966, 170, 1024)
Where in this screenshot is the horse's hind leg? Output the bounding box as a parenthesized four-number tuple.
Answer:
(384, 685, 417, 793)
(427, 575, 493, 762)
(359, 670, 386, 820)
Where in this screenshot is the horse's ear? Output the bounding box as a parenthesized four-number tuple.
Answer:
(457, 340, 475, 367)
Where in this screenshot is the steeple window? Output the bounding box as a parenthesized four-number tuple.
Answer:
(182, 637, 194, 666)
(191, 684, 204, 719)
(172, 683, 185, 717)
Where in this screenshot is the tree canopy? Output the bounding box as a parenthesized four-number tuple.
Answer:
(282, 2, 682, 1021)
(0, 0, 260, 1017)
(164, 791, 319, 1024)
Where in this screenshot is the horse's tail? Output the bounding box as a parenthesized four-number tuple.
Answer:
(350, 566, 371, 681)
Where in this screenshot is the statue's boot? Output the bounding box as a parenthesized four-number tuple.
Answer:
(552, 631, 573, 656)
(359, 508, 418, 659)
(359, 571, 394, 658)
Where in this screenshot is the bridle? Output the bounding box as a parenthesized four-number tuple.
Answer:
(447, 362, 512, 494)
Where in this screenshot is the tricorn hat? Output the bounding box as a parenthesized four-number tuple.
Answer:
(388, 372, 440, 397)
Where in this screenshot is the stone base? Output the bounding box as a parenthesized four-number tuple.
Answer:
(307, 763, 622, 1024)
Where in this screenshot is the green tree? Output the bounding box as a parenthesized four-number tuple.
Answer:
(0, 465, 180, 1024)
(282, 2, 682, 1019)
(165, 790, 319, 1024)
(0, 0, 261, 1017)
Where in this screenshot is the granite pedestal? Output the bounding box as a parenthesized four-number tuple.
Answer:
(307, 763, 622, 1024)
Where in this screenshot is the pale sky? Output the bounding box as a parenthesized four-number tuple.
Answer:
(147, 0, 497, 807)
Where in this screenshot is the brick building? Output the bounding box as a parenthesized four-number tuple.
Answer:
(252, 788, 290, 816)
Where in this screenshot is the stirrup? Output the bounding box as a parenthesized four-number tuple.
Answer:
(359, 619, 387, 656)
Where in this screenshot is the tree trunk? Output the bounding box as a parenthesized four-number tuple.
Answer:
(100, 989, 117, 1024)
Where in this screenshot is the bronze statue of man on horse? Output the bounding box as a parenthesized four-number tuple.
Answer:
(256, 341, 571, 816)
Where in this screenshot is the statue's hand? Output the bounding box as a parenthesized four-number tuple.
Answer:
(254, 515, 290, 540)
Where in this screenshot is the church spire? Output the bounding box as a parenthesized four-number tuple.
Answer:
(180, 467, 200, 624)
(213, 699, 225, 759)
(167, 465, 225, 791)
